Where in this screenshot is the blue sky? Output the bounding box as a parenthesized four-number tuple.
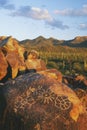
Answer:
(0, 0, 87, 40)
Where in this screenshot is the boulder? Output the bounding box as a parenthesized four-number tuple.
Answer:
(0, 49, 8, 80)
(0, 72, 85, 130)
(0, 36, 26, 80)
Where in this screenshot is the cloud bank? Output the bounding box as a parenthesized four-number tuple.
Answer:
(46, 19, 69, 29)
(10, 5, 69, 30)
(54, 4, 87, 16)
(11, 6, 52, 20)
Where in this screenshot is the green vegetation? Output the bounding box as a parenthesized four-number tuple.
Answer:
(39, 51, 87, 77)
(20, 36, 87, 77)
(24, 47, 87, 77)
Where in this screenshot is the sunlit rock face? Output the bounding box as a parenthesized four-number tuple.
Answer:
(0, 50, 8, 80)
(39, 69, 63, 82)
(0, 36, 26, 80)
(0, 72, 85, 130)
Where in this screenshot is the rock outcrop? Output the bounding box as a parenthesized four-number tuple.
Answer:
(0, 72, 86, 130)
(0, 49, 8, 80)
(0, 36, 26, 80)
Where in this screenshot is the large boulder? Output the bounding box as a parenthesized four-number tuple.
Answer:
(0, 49, 8, 80)
(0, 36, 26, 80)
(0, 72, 85, 130)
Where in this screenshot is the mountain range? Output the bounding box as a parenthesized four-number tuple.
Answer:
(0, 36, 87, 52)
(20, 35, 87, 48)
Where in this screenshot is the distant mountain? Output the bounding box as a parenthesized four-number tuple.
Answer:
(20, 36, 87, 50)
(0, 35, 87, 53)
(61, 36, 87, 47)
(20, 36, 55, 52)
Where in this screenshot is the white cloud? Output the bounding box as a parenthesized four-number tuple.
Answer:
(54, 4, 87, 16)
(11, 6, 52, 20)
(31, 7, 52, 20)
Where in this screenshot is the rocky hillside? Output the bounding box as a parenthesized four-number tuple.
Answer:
(20, 36, 87, 48)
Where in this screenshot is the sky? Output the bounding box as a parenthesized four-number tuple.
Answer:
(0, 0, 87, 41)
